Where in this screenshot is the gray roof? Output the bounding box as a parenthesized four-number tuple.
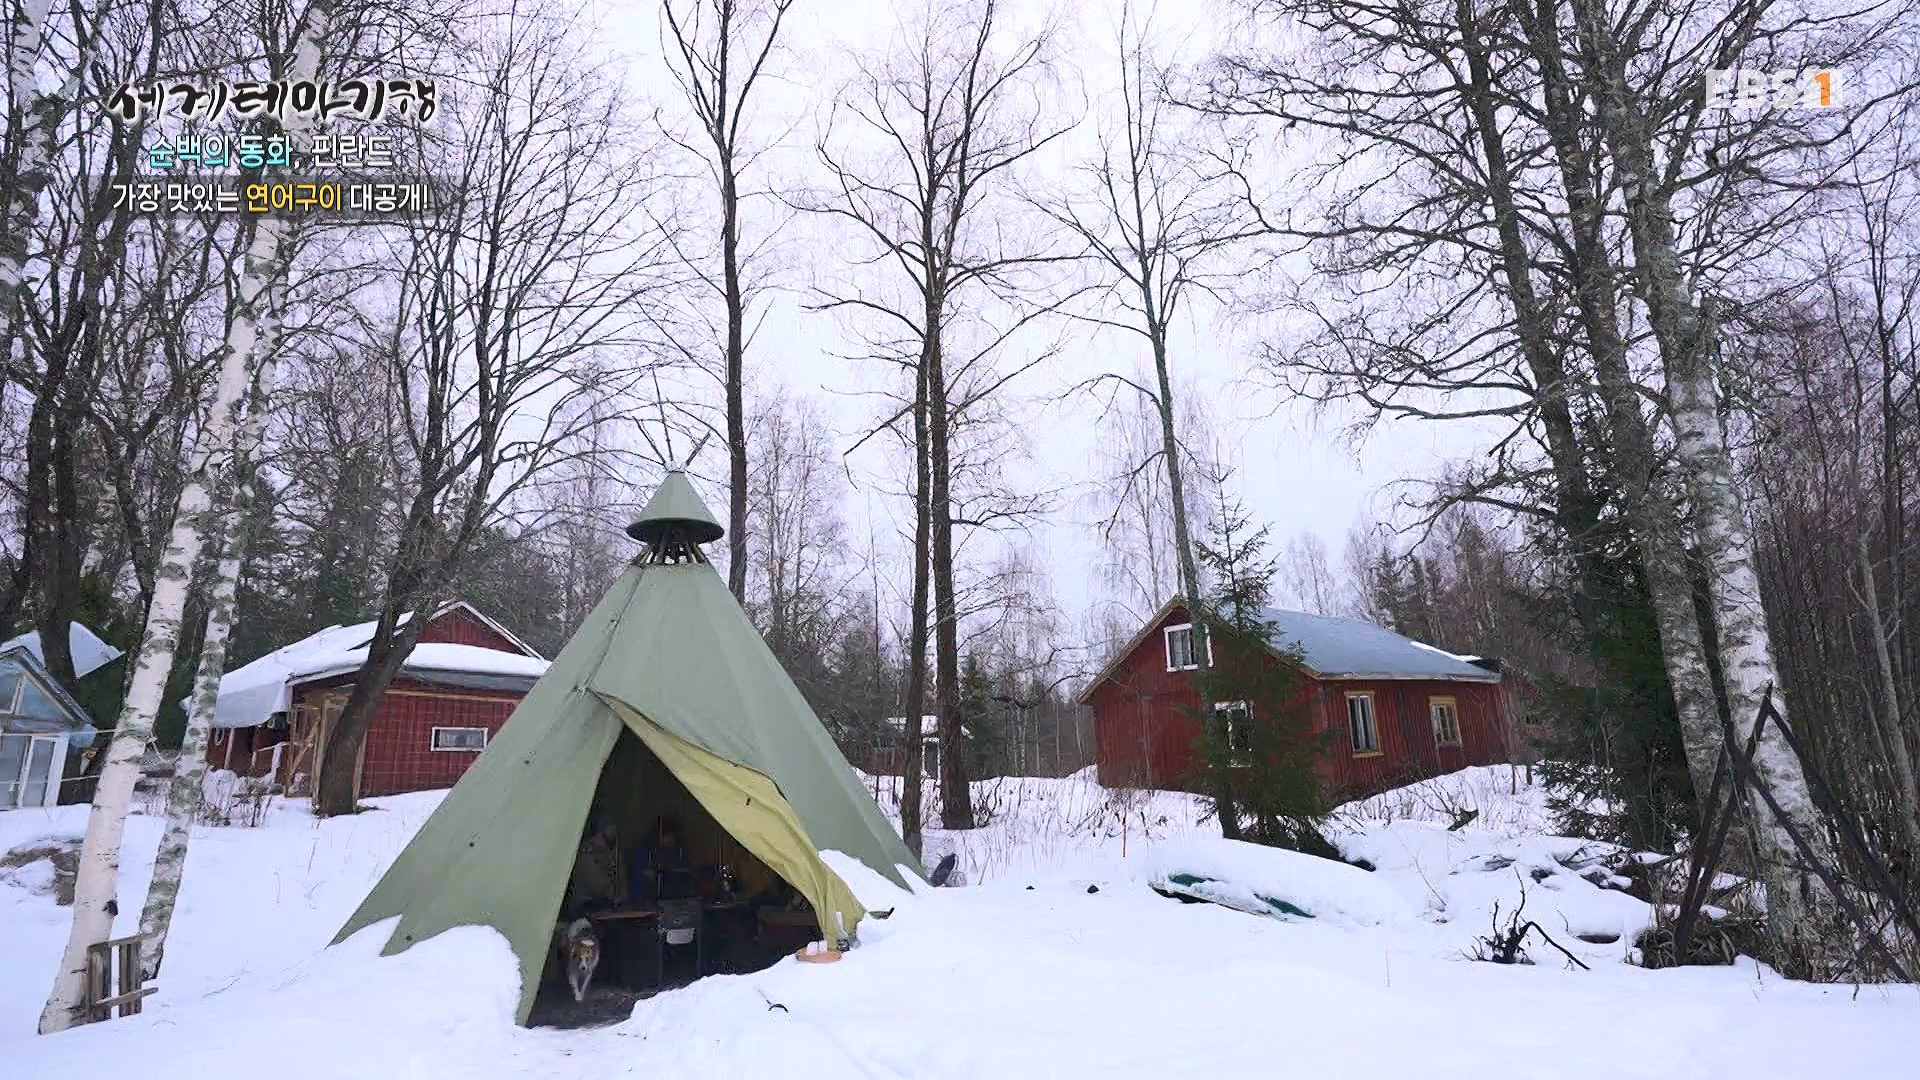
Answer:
(1259, 609, 1498, 682)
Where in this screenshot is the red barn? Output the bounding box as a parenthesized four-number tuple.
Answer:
(1079, 601, 1510, 801)
(203, 602, 547, 799)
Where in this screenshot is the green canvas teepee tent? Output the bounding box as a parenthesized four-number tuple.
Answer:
(333, 471, 920, 1022)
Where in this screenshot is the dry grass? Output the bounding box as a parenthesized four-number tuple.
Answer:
(1333, 765, 1550, 838)
(862, 769, 1210, 883)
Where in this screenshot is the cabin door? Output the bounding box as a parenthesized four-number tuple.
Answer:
(298, 692, 357, 800)
(289, 687, 355, 791)
(286, 703, 316, 794)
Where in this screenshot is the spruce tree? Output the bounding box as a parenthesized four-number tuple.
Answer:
(957, 653, 999, 779)
(1192, 496, 1334, 854)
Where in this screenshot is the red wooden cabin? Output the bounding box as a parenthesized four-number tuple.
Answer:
(204, 602, 547, 799)
(1080, 601, 1511, 801)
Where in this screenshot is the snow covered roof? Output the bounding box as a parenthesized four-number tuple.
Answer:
(0, 622, 122, 679)
(1259, 609, 1498, 683)
(1078, 600, 1500, 704)
(204, 611, 548, 729)
(0, 644, 97, 733)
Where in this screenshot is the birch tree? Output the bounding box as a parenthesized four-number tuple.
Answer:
(134, 283, 287, 980)
(38, 1, 332, 1033)
(1050, 7, 1259, 835)
(1188, 0, 1662, 740)
(1201, 0, 1913, 957)
(1052, 7, 1253, 616)
(810, 0, 1071, 832)
(1561, 0, 1883, 966)
(658, 0, 798, 602)
(1088, 382, 1220, 625)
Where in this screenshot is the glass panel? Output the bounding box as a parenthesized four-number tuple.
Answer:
(432, 728, 487, 750)
(1219, 702, 1253, 763)
(14, 677, 66, 722)
(1348, 697, 1377, 752)
(21, 737, 56, 806)
(0, 663, 21, 713)
(1167, 628, 1192, 668)
(0, 734, 25, 809)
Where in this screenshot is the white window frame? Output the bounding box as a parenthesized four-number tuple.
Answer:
(0, 732, 66, 809)
(1163, 623, 1213, 672)
(1215, 700, 1253, 767)
(1431, 697, 1462, 747)
(1345, 692, 1380, 756)
(429, 726, 488, 752)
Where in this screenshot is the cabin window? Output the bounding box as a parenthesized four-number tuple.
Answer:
(0, 733, 61, 809)
(13, 677, 62, 721)
(430, 726, 488, 752)
(1215, 700, 1253, 766)
(1346, 693, 1379, 755)
(1164, 623, 1211, 671)
(1431, 697, 1461, 746)
(0, 660, 58, 718)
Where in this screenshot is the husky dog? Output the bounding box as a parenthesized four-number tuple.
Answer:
(561, 918, 600, 1003)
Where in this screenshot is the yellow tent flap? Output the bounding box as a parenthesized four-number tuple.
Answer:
(603, 696, 867, 945)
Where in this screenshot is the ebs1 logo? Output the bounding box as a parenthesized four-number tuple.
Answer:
(1704, 69, 1841, 110)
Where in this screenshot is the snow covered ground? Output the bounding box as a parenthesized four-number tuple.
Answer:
(3, 766, 1917, 1078)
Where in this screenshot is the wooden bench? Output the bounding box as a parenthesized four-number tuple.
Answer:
(86, 936, 157, 1022)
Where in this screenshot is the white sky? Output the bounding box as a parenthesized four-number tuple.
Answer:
(589, 0, 1510, 629)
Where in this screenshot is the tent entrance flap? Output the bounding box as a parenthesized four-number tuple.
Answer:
(602, 695, 866, 943)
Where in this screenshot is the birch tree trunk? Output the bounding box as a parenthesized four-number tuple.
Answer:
(37, 235, 259, 1035)
(1571, 0, 1841, 967)
(37, 4, 329, 1033)
(1519, 0, 1729, 816)
(1150, 324, 1239, 838)
(135, 290, 287, 981)
(1664, 324, 1841, 937)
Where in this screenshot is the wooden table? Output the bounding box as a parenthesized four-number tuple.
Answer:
(586, 902, 815, 982)
(586, 908, 659, 923)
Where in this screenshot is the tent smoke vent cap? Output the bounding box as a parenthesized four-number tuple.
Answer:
(628, 470, 724, 555)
